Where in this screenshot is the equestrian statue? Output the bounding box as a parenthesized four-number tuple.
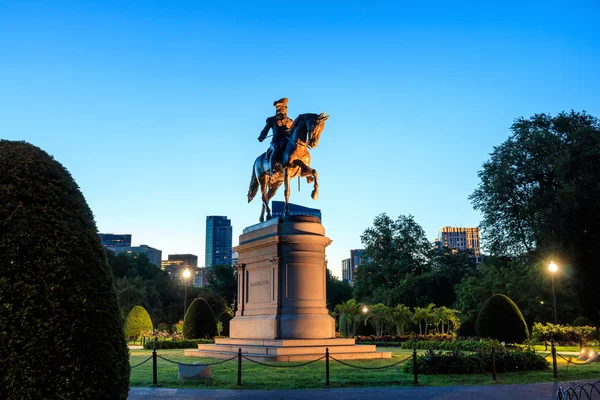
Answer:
(248, 98, 329, 222)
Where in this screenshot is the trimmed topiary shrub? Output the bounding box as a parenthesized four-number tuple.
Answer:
(573, 316, 593, 327)
(183, 297, 218, 339)
(476, 294, 529, 343)
(217, 312, 232, 337)
(124, 305, 154, 341)
(0, 141, 129, 399)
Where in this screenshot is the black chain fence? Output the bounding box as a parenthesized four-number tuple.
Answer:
(557, 381, 600, 399)
(129, 342, 599, 388)
(330, 354, 412, 370)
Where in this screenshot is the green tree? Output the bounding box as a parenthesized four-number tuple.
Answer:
(124, 305, 154, 342)
(476, 294, 529, 343)
(365, 303, 391, 336)
(390, 304, 413, 335)
(326, 268, 353, 311)
(470, 111, 600, 319)
(413, 304, 435, 335)
(354, 214, 432, 305)
(335, 299, 364, 337)
(207, 264, 237, 307)
(0, 141, 129, 399)
(454, 255, 581, 330)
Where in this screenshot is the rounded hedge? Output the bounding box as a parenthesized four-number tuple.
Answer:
(475, 294, 529, 343)
(0, 141, 130, 399)
(217, 312, 232, 337)
(183, 298, 217, 339)
(124, 305, 154, 341)
(573, 316, 593, 327)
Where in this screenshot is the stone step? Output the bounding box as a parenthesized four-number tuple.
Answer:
(214, 338, 357, 347)
(196, 343, 377, 355)
(184, 349, 393, 362)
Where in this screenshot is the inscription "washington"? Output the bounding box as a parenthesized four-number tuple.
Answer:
(250, 280, 269, 287)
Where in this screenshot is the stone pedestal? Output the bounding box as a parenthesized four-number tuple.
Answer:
(230, 215, 335, 339)
(185, 215, 391, 361)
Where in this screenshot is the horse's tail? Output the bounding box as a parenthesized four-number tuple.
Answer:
(247, 166, 259, 203)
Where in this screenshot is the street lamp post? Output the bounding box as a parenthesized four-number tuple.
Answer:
(183, 268, 191, 318)
(548, 261, 558, 324)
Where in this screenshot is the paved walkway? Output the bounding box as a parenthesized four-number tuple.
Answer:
(128, 380, 588, 399)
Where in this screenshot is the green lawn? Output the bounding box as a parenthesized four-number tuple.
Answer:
(129, 348, 600, 389)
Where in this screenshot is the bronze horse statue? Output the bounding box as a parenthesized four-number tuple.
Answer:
(248, 112, 329, 222)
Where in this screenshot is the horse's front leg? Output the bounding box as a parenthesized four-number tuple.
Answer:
(283, 168, 291, 215)
(294, 160, 319, 200)
(310, 168, 319, 200)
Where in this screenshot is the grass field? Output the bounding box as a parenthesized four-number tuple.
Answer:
(129, 347, 600, 390)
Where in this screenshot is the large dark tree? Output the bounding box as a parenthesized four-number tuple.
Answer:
(354, 214, 432, 305)
(0, 141, 129, 399)
(354, 214, 477, 307)
(325, 269, 353, 311)
(470, 111, 600, 320)
(207, 264, 237, 307)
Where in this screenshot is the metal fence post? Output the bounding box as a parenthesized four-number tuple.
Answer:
(551, 340, 558, 380)
(152, 344, 157, 386)
(491, 347, 497, 383)
(325, 348, 330, 388)
(412, 348, 419, 386)
(237, 348, 242, 387)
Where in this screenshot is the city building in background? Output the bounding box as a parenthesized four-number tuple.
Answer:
(271, 201, 322, 221)
(194, 267, 208, 287)
(437, 226, 481, 263)
(341, 258, 352, 282)
(205, 216, 233, 267)
(98, 233, 131, 248)
(232, 251, 239, 266)
(162, 254, 207, 287)
(340, 249, 367, 284)
(111, 244, 162, 268)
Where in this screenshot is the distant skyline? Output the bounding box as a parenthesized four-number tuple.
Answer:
(1, 1, 599, 278)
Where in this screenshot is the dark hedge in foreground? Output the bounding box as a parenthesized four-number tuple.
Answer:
(0, 141, 130, 399)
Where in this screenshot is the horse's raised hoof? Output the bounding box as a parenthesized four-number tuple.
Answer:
(307, 176, 314, 183)
(311, 190, 318, 200)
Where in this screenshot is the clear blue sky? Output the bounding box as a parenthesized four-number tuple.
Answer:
(1, 1, 599, 278)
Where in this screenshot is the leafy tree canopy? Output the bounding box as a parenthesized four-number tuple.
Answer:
(470, 111, 600, 319)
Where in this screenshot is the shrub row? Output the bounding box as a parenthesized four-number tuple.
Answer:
(399, 340, 503, 352)
(143, 339, 214, 350)
(531, 322, 597, 345)
(356, 334, 453, 342)
(402, 350, 548, 374)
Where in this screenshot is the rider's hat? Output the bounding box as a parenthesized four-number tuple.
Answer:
(274, 98, 288, 107)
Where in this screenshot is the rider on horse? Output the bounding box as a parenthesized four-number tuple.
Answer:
(257, 98, 293, 175)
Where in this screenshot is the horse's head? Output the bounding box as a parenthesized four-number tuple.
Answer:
(304, 112, 329, 148)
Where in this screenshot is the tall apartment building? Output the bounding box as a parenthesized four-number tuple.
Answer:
(341, 249, 368, 283)
(438, 226, 481, 263)
(205, 216, 233, 267)
(98, 233, 132, 248)
(112, 245, 162, 269)
(271, 201, 322, 221)
(341, 258, 352, 282)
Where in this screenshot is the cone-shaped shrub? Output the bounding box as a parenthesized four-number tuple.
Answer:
(183, 298, 217, 339)
(124, 305, 154, 341)
(476, 294, 529, 343)
(0, 141, 129, 399)
(217, 312, 232, 337)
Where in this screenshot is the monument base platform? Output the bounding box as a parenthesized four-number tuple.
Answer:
(184, 338, 392, 362)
